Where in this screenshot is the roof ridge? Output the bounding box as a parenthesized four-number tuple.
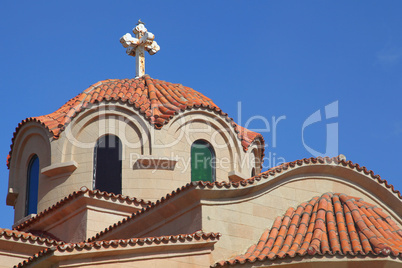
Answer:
(15, 230, 221, 268)
(14, 186, 152, 231)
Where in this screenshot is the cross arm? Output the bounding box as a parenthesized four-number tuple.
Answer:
(120, 33, 139, 48)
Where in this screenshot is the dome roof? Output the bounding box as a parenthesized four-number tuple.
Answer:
(7, 75, 263, 168)
(216, 192, 402, 266)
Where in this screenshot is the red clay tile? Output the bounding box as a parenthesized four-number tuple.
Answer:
(215, 193, 402, 266)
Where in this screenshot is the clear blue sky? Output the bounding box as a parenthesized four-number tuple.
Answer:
(1, 1, 401, 229)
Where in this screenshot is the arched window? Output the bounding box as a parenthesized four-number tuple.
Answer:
(93, 135, 122, 195)
(26, 155, 39, 216)
(251, 149, 259, 176)
(191, 140, 215, 182)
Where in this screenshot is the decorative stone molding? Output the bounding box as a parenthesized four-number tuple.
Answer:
(41, 161, 78, 177)
(6, 188, 18, 206)
(133, 156, 177, 171)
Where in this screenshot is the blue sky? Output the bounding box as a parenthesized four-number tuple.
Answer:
(0, 1, 401, 228)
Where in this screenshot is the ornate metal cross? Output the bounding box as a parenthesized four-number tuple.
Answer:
(120, 20, 160, 78)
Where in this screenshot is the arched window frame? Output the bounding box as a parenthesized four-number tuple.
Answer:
(93, 134, 122, 195)
(25, 155, 39, 216)
(191, 140, 216, 182)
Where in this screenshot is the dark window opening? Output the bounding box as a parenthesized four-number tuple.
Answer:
(26, 155, 39, 216)
(251, 167, 256, 177)
(191, 140, 215, 182)
(93, 135, 122, 195)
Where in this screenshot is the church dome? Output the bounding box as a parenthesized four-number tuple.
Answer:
(7, 75, 264, 168)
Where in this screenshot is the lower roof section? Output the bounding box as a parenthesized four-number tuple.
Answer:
(214, 193, 402, 267)
(15, 231, 220, 267)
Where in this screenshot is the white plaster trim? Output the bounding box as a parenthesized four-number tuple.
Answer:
(41, 161, 78, 177)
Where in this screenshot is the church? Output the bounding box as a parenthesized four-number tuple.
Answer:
(1, 22, 401, 267)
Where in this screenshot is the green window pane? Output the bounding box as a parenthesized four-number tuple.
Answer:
(191, 140, 215, 182)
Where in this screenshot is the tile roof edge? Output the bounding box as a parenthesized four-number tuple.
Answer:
(0, 228, 64, 246)
(15, 230, 221, 268)
(175, 156, 401, 203)
(191, 156, 401, 200)
(252, 156, 402, 200)
(212, 251, 402, 267)
(13, 186, 152, 231)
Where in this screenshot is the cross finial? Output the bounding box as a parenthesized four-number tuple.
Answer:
(120, 21, 160, 78)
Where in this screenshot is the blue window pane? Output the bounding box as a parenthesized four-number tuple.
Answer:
(26, 155, 39, 215)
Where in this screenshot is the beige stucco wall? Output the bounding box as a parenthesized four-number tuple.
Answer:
(8, 102, 261, 225)
(53, 252, 213, 268)
(0, 250, 30, 268)
(46, 206, 133, 243)
(0, 239, 51, 268)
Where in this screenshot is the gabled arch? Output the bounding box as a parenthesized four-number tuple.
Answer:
(62, 102, 151, 163)
(6, 122, 51, 221)
(168, 110, 240, 172)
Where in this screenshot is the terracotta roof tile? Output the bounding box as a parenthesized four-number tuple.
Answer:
(14, 186, 151, 232)
(0, 228, 63, 246)
(15, 230, 221, 268)
(214, 193, 402, 267)
(7, 75, 264, 168)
